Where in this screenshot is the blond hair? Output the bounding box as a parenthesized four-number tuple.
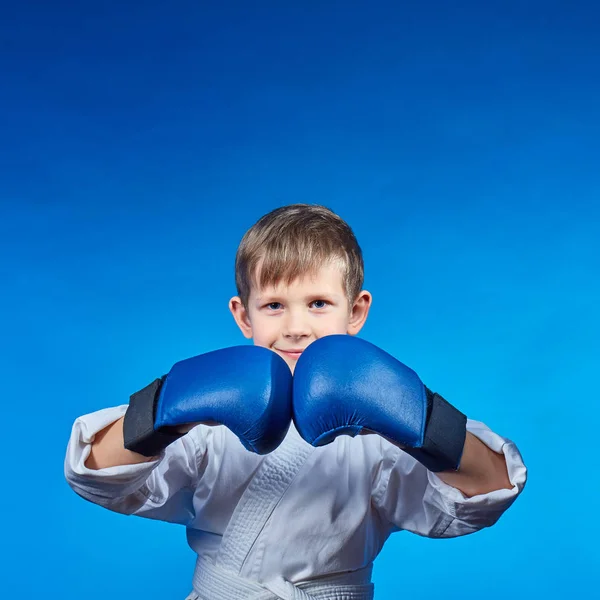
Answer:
(235, 204, 364, 307)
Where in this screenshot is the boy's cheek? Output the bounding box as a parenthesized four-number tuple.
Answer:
(251, 322, 278, 346)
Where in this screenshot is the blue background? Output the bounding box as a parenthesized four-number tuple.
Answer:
(2, 1, 599, 597)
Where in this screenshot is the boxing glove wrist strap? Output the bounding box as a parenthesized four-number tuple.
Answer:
(123, 376, 184, 457)
(403, 388, 467, 472)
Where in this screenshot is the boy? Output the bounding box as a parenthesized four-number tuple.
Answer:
(65, 204, 527, 600)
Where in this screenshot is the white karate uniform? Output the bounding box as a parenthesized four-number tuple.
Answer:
(64, 406, 527, 600)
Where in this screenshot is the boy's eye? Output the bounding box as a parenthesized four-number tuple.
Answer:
(312, 300, 328, 309)
(267, 302, 282, 310)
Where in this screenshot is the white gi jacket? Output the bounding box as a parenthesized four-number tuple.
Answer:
(65, 406, 527, 600)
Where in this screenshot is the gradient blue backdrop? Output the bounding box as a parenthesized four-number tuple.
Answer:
(2, 1, 598, 597)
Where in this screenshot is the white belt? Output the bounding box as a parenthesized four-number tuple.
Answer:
(190, 555, 374, 600)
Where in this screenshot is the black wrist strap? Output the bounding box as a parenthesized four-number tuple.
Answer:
(403, 388, 467, 472)
(123, 375, 184, 457)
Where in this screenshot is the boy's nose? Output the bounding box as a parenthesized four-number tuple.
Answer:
(282, 312, 311, 338)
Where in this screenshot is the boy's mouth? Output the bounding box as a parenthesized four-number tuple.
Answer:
(275, 348, 304, 360)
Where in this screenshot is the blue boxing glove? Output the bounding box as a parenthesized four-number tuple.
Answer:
(123, 346, 292, 457)
(293, 335, 467, 472)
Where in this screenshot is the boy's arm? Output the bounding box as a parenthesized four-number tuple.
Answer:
(293, 335, 526, 532)
(433, 430, 512, 497)
(372, 419, 527, 538)
(65, 405, 204, 525)
(85, 416, 156, 469)
(66, 344, 293, 524)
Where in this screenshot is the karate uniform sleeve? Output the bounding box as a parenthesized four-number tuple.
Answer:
(64, 405, 208, 526)
(372, 419, 527, 538)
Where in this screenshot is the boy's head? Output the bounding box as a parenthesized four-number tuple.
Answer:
(229, 204, 372, 372)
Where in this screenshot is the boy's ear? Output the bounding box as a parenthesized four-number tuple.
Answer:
(229, 296, 253, 339)
(347, 290, 372, 336)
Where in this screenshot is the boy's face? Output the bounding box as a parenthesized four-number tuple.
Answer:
(229, 263, 372, 373)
